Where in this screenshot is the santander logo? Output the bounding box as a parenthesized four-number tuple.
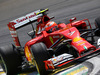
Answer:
(16, 13, 36, 23)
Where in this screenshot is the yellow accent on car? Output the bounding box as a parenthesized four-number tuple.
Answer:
(24, 46, 34, 65)
(36, 8, 48, 15)
(49, 36, 54, 44)
(73, 37, 82, 42)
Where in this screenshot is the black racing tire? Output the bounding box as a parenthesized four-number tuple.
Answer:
(95, 16, 100, 28)
(64, 18, 70, 24)
(30, 42, 50, 75)
(57, 18, 70, 25)
(70, 48, 79, 58)
(95, 16, 100, 36)
(0, 44, 22, 75)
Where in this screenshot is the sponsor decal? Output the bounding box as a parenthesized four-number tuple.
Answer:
(16, 17, 28, 23)
(73, 37, 82, 42)
(10, 31, 17, 36)
(15, 12, 36, 23)
(12, 10, 42, 28)
(49, 36, 54, 44)
(11, 35, 17, 37)
(53, 36, 60, 38)
(48, 53, 73, 66)
(10, 31, 17, 34)
(10, 31, 17, 37)
(73, 37, 86, 46)
(67, 31, 75, 36)
(77, 41, 86, 46)
(16, 13, 36, 23)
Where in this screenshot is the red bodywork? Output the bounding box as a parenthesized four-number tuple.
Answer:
(7, 8, 99, 71)
(25, 26, 97, 70)
(25, 26, 96, 54)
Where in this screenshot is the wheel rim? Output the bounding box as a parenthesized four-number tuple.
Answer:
(34, 60, 40, 74)
(30, 52, 41, 74)
(30, 52, 40, 74)
(0, 55, 7, 73)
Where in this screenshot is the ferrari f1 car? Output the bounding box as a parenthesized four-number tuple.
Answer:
(0, 8, 100, 75)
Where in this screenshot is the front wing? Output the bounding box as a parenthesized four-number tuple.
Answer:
(44, 48, 100, 71)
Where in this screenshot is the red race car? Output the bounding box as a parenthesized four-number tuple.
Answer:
(0, 8, 100, 75)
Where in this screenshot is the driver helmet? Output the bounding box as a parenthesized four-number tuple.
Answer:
(45, 21, 58, 33)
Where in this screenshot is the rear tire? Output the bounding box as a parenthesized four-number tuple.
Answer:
(64, 18, 70, 24)
(95, 16, 100, 36)
(95, 17, 100, 28)
(0, 44, 22, 75)
(31, 42, 50, 75)
(57, 18, 70, 25)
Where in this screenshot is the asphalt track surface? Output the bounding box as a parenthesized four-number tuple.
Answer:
(0, 0, 100, 75)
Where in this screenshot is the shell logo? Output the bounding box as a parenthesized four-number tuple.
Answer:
(73, 37, 82, 42)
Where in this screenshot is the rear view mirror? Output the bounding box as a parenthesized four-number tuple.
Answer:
(70, 17, 76, 22)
